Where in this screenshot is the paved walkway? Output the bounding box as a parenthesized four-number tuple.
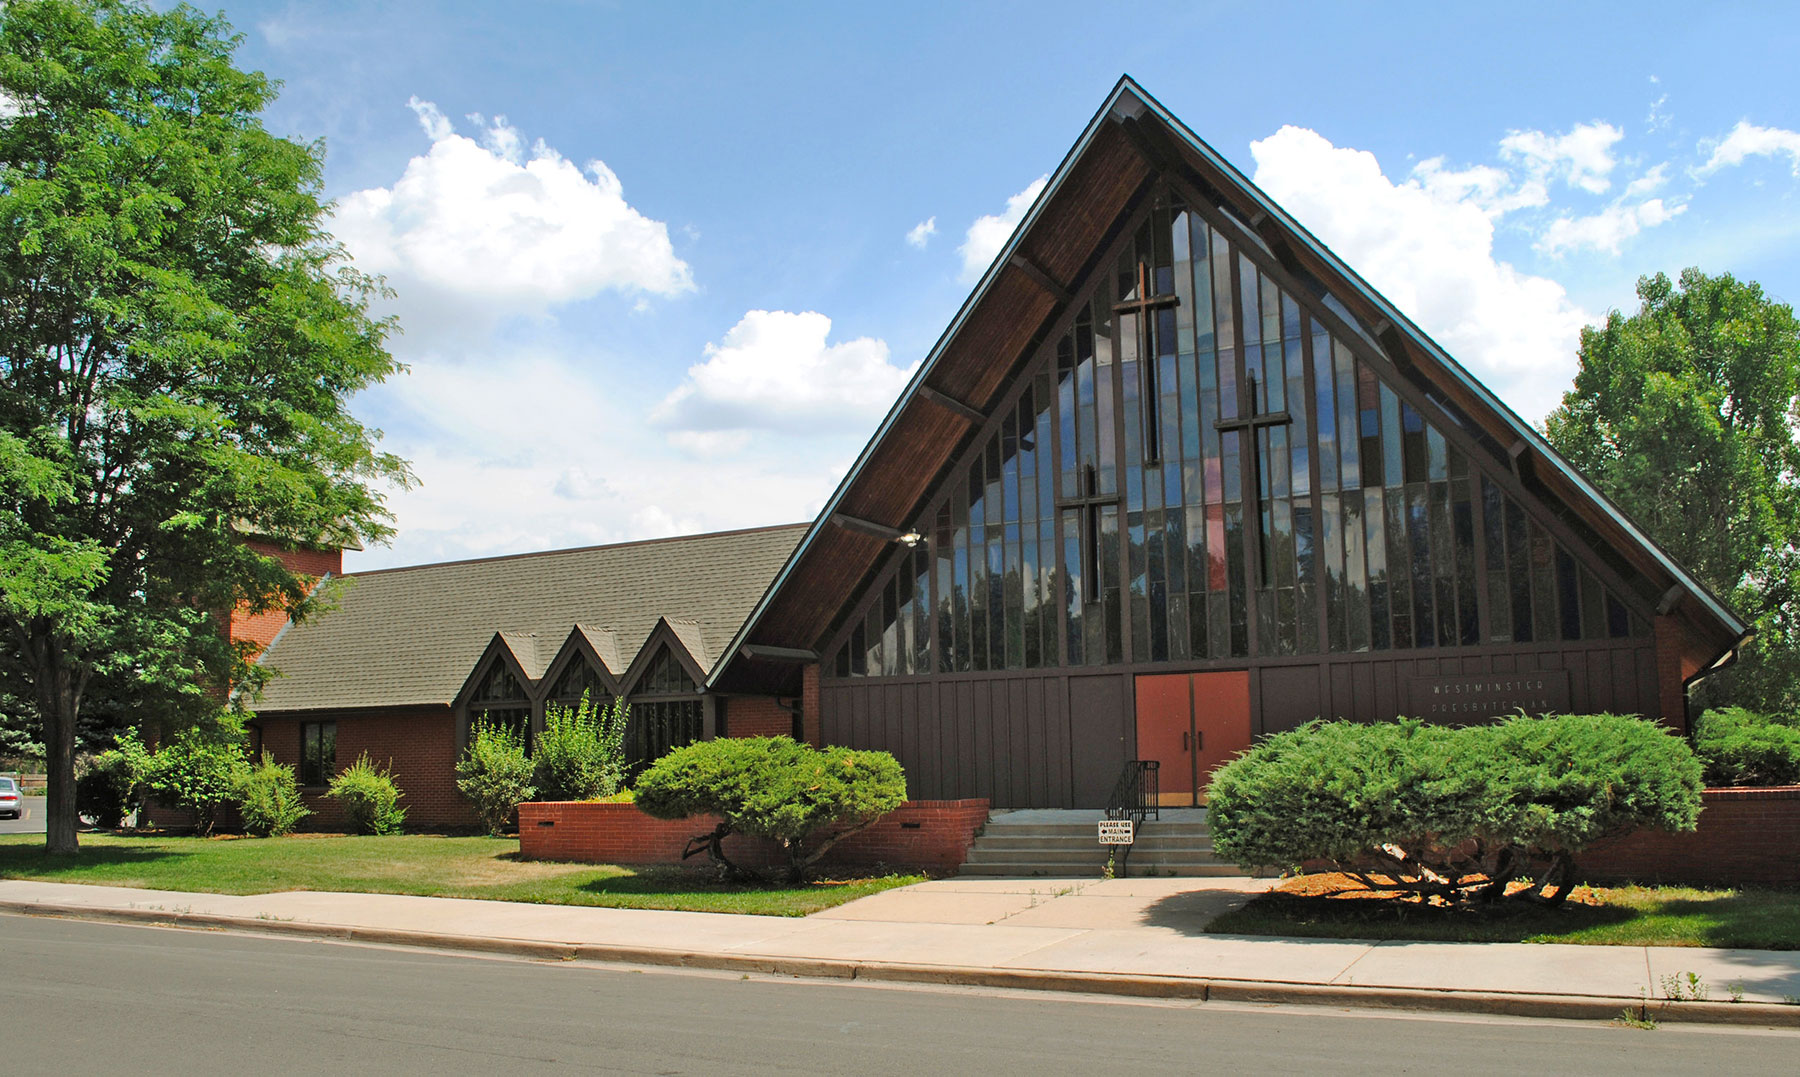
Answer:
(3, 875, 1798, 1025)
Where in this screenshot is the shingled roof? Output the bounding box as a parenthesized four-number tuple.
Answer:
(253, 523, 807, 713)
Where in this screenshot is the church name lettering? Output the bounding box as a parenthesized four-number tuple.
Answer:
(1405, 671, 1571, 719)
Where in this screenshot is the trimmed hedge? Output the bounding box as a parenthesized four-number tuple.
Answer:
(1206, 714, 1703, 907)
(634, 736, 906, 883)
(1694, 707, 1800, 787)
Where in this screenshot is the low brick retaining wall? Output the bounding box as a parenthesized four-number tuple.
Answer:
(518, 798, 990, 874)
(1582, 785, 1800, 887)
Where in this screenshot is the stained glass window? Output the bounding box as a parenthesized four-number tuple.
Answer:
(822, 192, 1648, 678)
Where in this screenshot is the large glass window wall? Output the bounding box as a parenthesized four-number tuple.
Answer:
(827, 196, 1646, 678)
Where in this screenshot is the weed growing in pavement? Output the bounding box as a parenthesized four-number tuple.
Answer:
(1616, 1006, 1659, 1031)
(1660, 972, 1709, 1001)
(1727, 980, 1745, 1003)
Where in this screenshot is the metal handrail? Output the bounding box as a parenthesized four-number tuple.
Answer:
(1104, 759, 1160, 824)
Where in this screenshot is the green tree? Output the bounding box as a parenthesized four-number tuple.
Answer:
(0, 1, 410, 853)
(634, 737, 906, 883)
(1544, 269, 1800, 710)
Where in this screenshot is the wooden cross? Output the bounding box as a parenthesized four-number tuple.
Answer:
(1056, 463, 1118, 604)
(1215, 372, 1293, 585)
(1114, 262, 1180, 462)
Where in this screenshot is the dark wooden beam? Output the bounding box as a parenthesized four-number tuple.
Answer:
(737, 644, 820, 664)
(1114, 115, 1174, 177)
(918, 384, 984, 425)
(1657, 585, 1686, 617)
(830, 512, 911, 543)
(1008, 252, 1072, 305)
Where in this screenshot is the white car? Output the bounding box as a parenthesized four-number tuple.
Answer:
(0, 776, 20, 819)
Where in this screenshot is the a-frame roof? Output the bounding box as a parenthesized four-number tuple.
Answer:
(712, 75, 1746, 694)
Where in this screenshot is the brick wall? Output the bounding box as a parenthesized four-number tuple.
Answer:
(230, 540, 345, 657)
(519, 798, 990, 874)
(1582, 786, 1800, 887)
(801, 663, 821, 746)
(722, 697, 794, 739)
(257, 709, 476, 828)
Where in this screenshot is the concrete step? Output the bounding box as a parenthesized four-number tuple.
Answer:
(958, 861, 1248, 878)
(967, 836, 1215, 854)
(979, 828, 1216, 842)
(961, 808, 1236, 878)
(964, 853, 1231, 868)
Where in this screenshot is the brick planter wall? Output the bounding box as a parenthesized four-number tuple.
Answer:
(519, 798, 990, 874)
(1581, 786, 1800, 887)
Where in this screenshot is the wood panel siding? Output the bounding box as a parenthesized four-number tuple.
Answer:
(823, 672, 1083, 807)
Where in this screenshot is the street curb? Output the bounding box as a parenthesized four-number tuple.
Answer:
(4, 899, 1797, 1028)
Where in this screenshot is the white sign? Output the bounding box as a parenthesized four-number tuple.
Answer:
(1097, 819, 1134, 845)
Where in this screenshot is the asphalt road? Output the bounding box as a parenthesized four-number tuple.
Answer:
(0, 794, 44, 833)
(1, 914, 1795, 1074)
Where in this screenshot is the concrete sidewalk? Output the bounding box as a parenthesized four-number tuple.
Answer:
(3, 875, 1798, 1027)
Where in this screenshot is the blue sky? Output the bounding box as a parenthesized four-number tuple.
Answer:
(216, 1, 1800, 570)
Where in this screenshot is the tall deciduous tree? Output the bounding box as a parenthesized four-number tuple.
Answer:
(0, 1, 411, 852)
(1545, 269, 1800, 711)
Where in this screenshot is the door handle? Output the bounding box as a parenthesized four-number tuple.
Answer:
(1183, 730, 1191, 751)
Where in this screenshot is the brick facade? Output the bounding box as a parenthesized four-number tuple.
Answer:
(801, 663, 821, 746)
(721, 696, 794, 740)
(1581, 785, 1800, 888)
(231, 540, 344, 658)
(519, 798, 990, 874)
(255, 709, 476, 828)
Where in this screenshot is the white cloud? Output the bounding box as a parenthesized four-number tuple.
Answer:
(330, 98, 693, 339)
(652, 310, 916, 442)
(959, 176, 1047, 283)
(1536, 197, 1685, 256)
(1701, 120, 1800, 176)
(1250, 125, 1595, 420)
(1500, 121, 1624, 193)
(905, 216, 938, 249)
(1412, 157, 1546, 218)
(347, 344, 841, 570)
(1621, 163, 1671, 199)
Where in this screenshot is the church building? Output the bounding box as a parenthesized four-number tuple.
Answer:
(248, 78, 1745, 823)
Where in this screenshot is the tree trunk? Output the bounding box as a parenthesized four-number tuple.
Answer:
(33, 637, 82, 856)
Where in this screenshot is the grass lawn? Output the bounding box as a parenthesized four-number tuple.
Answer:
(0, 832, 922, 917)
(1208, 874, 1800, 949)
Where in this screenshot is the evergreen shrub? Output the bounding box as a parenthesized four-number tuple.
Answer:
(1694, 707, 1800, 787)
(1206, 714, 1703, 907)
(634, 736, 906, 883)
(456, 722, 534, 836)
(533, 694, 629, 802)
(327, 752, 406, 835)
(237, 751, 310, 837)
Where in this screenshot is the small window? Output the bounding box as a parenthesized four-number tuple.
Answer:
(300, 721, 336, 786)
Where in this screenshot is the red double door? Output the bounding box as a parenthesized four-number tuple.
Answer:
(1133, 671, 1252, 806)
